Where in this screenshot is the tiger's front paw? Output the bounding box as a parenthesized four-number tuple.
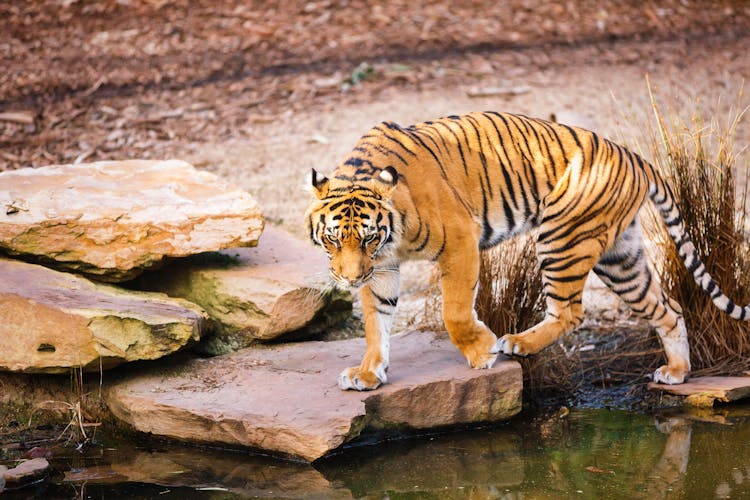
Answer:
(497, 334, 533, 356)
(461, 333, 500, 369)
(338, 365, 387, 391)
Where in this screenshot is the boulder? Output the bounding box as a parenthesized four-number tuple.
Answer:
(0, 258, 208, 374)
(0, 160, 263, 281)
(134, 225, 351, 354)
(106, 331, 522, 461)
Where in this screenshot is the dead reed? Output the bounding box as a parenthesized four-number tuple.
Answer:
(643, 91, 750, 377)
(475, 236, 544, 338)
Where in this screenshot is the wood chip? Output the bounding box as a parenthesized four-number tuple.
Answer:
(307, 134, 330, 144)
(246, 114, 276, 123)
(0, 111, 35, 125)
(465, 85, 532, 98)
(0, 151, 21, 162)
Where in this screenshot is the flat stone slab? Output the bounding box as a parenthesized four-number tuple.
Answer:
(0, 159, 263, 281)
(135, 225, 352, 354)
(106, 331, 522, 461)
(0, 257, 208, 373)
(649, 376, 750, 406)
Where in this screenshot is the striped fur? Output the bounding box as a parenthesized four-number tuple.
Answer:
(305, 111, 749, 390)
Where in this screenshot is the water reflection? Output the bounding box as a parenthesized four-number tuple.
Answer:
(59, 441, 350, 499)
(51, 405, 750, 499)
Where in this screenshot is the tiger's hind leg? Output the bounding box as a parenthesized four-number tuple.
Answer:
(497, 230, 606, 357)
(593, 218, 690, 384)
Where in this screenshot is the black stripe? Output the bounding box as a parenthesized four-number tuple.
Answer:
(687, 255, 701, 274)
(380, 131, 418, 158)
(621, 248, 643, 271)
(545, 290, 583, 302)
(432, 226, 447, 261)
(372, 291, 398, 307)
(435, 120, 469, 175)
(414, 225, 431, 252)
(502, 197, 515, 232)
(632, 271, 653, 304)
(405, 129, 449, 179)
(545, 272, 589, 283)
(545, 255, 591, 272)
(372, 143, 408, 166)
(409, 214, 424, 243)
(479, 173, 493, 248)
(726, 300, 736, 315)
(482, 113, 519, 210)
(614, 282, 641, 296)
(596, 269, 640, 285)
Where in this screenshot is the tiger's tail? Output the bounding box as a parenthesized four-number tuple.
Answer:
(649, 172, 750, 321)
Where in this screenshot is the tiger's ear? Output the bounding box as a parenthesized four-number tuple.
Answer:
(310, 168, 329, 198)
(373, 166, 398, 198)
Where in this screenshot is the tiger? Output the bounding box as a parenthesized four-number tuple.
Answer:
(304, 111, 750, 391)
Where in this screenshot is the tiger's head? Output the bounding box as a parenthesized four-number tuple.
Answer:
(305, 166, 400, 288)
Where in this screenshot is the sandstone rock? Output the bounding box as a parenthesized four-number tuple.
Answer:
(135, 225, 351, 354)
(649, 376, 750, 407)
(0, 160, 263, 281)
(106, 331, 522, 461)
(2, 458, 50, 487)
(0, 258, 208, 373)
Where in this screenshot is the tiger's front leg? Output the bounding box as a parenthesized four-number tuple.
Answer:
(439, 235, 500, 369)
(338, 270, 400, 391)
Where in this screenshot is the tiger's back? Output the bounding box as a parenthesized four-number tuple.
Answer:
(338, 112, 652, 260)
(306, 111, 750, 391)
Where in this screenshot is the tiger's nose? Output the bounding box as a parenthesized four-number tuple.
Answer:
(339, 269, 371, 286)
(341, 270, 365, 285)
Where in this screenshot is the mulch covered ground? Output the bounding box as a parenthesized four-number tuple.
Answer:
(2, 0, 749, 170)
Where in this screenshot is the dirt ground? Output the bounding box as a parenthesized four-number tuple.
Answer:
(2, 0, 750, 332)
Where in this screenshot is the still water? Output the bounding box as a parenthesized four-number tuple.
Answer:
(5, 406, 750, 499)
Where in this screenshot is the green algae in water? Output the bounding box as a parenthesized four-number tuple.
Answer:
(8, 406, 750, 498)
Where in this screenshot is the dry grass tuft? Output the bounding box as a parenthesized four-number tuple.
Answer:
(644, 90, 750, 377)
(475, 236, 544, 337)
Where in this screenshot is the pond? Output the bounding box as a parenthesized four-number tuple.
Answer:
(3, 405, 750, 499)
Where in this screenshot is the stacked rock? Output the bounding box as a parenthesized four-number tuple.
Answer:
(0, 160, 348, 373)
